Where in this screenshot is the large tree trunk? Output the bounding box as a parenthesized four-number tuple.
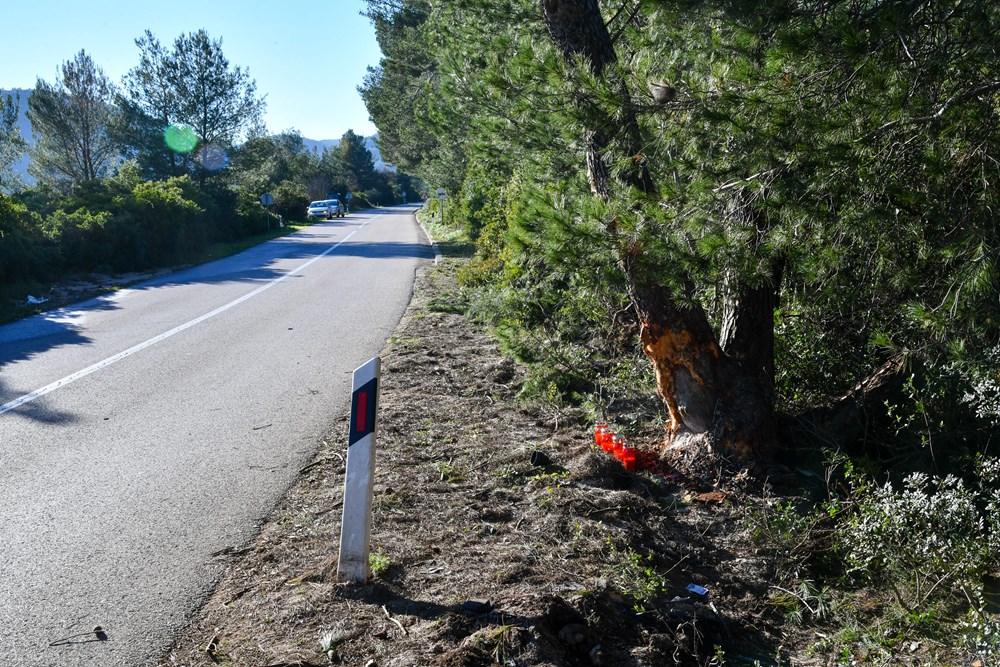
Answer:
(540, 0, 778, 460)
(720, 189, 785, 409)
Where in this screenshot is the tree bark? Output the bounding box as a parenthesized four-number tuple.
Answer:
(540, 0, 654, 198)
(719, 189, 785, 408)
(540, 0, 778, 460)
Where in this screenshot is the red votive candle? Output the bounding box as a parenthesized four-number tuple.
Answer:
(621, 443, 637, 471)
(594, 421, 608, 446)
(612, 435, 625, 460)
(600, 429, 615, 453)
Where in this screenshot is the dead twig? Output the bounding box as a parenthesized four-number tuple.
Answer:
(299, 460, 326, 475)
(586, 505, 627, 518)
(299, 451, 345, 474)
(382, 605, 408, 636)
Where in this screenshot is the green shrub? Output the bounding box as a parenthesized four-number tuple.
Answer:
(745, 454, 1000, 655)
(0, 194, 47, 283)
(272, 179, 309, 221)
(234, 186, 270, 232)
(833, 458, 1000, 651)
(42, 208, 113, 271)
(108, 176, 204, 269)
(841, 462, 1000, 613)
(185, 180, 247, 243)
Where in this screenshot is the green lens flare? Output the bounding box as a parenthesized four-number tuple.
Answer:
(163, 124, 199, 153)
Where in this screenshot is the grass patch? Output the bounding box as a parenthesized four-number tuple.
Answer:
(369, 549, 392, 577)
(416, 207, 475, 258)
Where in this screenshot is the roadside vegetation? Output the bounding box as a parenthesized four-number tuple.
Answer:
(0, 30, 421, 323)
(363, 0, 1000, 662)
(159, 247, 999, 666)
(3, 2, 998, 663)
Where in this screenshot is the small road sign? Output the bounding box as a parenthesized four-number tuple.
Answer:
(260, 193, 274, 206)
(435, 188, 446, 200)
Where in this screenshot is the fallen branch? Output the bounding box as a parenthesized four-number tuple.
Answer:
(585, 505, 627, 517)
(382, 605, 408, 636)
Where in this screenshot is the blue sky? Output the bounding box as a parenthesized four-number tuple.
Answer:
(3, 0, 383, 140)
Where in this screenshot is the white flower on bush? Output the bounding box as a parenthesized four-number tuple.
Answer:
(960, 345, 1000, 426)
(842, 461, 1000, 612)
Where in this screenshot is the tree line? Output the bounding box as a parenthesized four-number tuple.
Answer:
(0, 29, 417, 306)
(361, 0, 999, 469)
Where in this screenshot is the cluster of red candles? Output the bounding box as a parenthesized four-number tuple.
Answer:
(594, 420, 637, 472)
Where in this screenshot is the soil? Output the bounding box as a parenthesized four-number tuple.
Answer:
(152, 256, 969, 667)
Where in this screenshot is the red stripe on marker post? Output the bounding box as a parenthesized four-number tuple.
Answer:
(349, 376, 378, 446)
(356, 391, 368, 433)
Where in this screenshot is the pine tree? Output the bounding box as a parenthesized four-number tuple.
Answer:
(363, 0, 1000, 461)
(360, 0, 470, 192)
(169, 30, 265, 150)
(0, 91, 26, 190)
(231, 130, 311, 196)
(338, 130, 377, 192)
(120, 30, 266, 180)
(118, 31, 182, 178)
(27, 50, 120, 187)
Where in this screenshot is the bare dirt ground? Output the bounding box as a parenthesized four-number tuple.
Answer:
(153, 255, 969, 667)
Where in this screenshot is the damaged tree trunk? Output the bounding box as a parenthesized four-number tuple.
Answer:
(540, 0, 778, 460)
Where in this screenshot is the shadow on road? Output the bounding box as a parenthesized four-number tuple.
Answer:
(0, 299, 110, 373)
(0, 225, 431, 422)
(332, 241, 436, 261)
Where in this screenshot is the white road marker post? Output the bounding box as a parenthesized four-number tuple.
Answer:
(337, 357, 382, 583)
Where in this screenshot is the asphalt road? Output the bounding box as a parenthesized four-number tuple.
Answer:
(0, 205, 432, 666)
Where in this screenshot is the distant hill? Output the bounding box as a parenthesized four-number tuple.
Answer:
(302, 138, 338, 154)
(1, 88, 389, 185)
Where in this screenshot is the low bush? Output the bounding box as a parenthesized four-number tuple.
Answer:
(749, 455, 1000, 657)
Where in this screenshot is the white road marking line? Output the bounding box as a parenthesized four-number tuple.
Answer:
(0, 216, 381, 416)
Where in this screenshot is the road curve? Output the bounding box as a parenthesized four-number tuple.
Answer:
(0, 205, 432, 666)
